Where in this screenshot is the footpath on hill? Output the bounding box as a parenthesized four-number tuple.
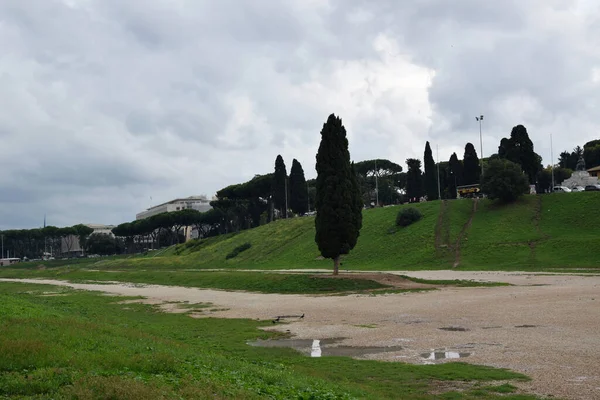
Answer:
(2, 270, 600, 400)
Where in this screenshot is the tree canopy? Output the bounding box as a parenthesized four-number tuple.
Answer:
(498, 125, 541, 184)
(424, 141, 438, 200)
(273, 155, 288, 218)
(405, 158, 424, 200)
(289, 159, 308, 215)
(462, 143, 480, 185)
(481, 159, 530, 203)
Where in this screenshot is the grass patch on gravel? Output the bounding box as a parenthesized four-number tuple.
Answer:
(398, 276, 511, 287)
(0, 269, 389, 294)
(0, 281, 537, 399)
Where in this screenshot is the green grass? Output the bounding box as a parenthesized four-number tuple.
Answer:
(0, 270, 389, 294)
(398, 276, 511, 287)
(0, 281, 537, 399)
(16, 193, 600, 273)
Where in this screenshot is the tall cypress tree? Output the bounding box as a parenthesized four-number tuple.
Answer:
(273, 155, 288, 218)
(315, 114, 363, 275)
(462, 143, 480, 185)
(424, 141, 438, 200)
(448, 152, 462, 198)
(289, 159, 308, 215)
(406, 158, 424, 201)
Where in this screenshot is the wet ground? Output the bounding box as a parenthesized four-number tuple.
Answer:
(2, 270, 600, 400)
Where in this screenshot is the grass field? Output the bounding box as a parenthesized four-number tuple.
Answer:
(0, 281, 537, 399)
(0, 270, 508, 294)
(12, 192, 600, 273)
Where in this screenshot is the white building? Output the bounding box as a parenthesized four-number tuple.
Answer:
(61, 224, 116, 255)
(136, 196, 213, 220)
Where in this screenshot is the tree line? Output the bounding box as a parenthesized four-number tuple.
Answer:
(0, 224, 94, 260)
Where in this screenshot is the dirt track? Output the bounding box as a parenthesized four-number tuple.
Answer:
(2, 271, 600, 400)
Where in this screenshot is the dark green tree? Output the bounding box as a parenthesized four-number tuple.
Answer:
(584, 139, 600, 168)
(354, 159, 403, 206)
(423, 141, 438, 200)
(481, 159, 530, 203)
(462, 143, 480, 185)
(86, 233, 124, 255)
(405, 158, 424, 201)
(314, 114, 363, 275)
(273, 155, 288, 218)
(289, 159, 308, 215)
(447, 152, 462, 199)
(73, 224, 94, 254)
(498, 125, 541, 183)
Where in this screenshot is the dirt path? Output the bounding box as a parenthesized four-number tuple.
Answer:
(2, 271, 600, 400)
(453, 198, 477, 268)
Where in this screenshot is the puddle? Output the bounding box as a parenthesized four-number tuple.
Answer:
(439, 326, 469, 332)
(248, 338, 403, 358)
(420, 351, 471, 361)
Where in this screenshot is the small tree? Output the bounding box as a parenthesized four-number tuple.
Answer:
(481, 159, 529, 203)
(273, 155, 288, 218)
(315, 114, 363, 275)
(405, 158, 424, 200)
(463, 143, 480, 185)
(424, 141, 438, 200)
(289, 159, 308, 215)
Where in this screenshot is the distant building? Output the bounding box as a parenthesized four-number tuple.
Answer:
(136, 196, 213, 220)
(61, 224, 116, 256)
(588, 165, 600, 178)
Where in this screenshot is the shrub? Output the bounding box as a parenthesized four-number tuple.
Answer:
(225, 243, 252, 260)
(481, 159, 530, 203)
(396, 207, 422, 227)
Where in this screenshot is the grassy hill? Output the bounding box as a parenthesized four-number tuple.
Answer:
(89, 192, 599, 272)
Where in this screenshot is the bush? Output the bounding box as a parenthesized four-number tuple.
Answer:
(225, 243, 252, 260)
(481, 159, 530, 203)
(396, 207, 422, 227)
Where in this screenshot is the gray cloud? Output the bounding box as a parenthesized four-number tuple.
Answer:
(0, 0, 599, 229)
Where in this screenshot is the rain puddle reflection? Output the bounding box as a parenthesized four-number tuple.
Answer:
(420, 351, 471, 363)
(248, 338, 403, 358)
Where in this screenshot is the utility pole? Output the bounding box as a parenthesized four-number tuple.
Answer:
(436, 145, 441, 200)
(284, 176, 288, 218)
(551, 133, 555, 192)
(306, 181, 310, 213)
(476, 115, 484, 177)
(1, 233, 3, 259)
(375, 159, 379, 207)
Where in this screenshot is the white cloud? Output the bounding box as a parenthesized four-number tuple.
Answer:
(0, 0, 599, 229)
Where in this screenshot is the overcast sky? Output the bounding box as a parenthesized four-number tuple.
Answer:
(1, 0, 599, 229)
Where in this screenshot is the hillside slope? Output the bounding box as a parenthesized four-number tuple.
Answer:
(102, 193, 599, 271)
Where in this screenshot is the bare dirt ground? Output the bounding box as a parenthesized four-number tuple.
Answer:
(3, 271, 600, 400)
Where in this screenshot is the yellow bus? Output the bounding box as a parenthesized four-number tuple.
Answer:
(457, 184, 483, 198)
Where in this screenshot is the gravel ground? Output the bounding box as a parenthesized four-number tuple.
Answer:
(2, 271, 599, 400)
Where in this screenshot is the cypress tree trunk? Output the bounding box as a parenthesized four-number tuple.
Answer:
(333, 256, 340, 275)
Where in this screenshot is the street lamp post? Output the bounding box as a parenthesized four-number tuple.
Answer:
(375, 159, 379, 207)
(551, 133, 555, 192)
(436, 145, 441, 200)
(476, 115, 484, 177)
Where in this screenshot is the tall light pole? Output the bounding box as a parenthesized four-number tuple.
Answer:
(436, 145, 441, 200)
(284, 176, 288, 218)
(375, 159, 379, 207)
(476, 115, 484, 177)
(551, 133, 555, 191)
(306, 181, 310, 213)
(1, 233, 3, 259)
